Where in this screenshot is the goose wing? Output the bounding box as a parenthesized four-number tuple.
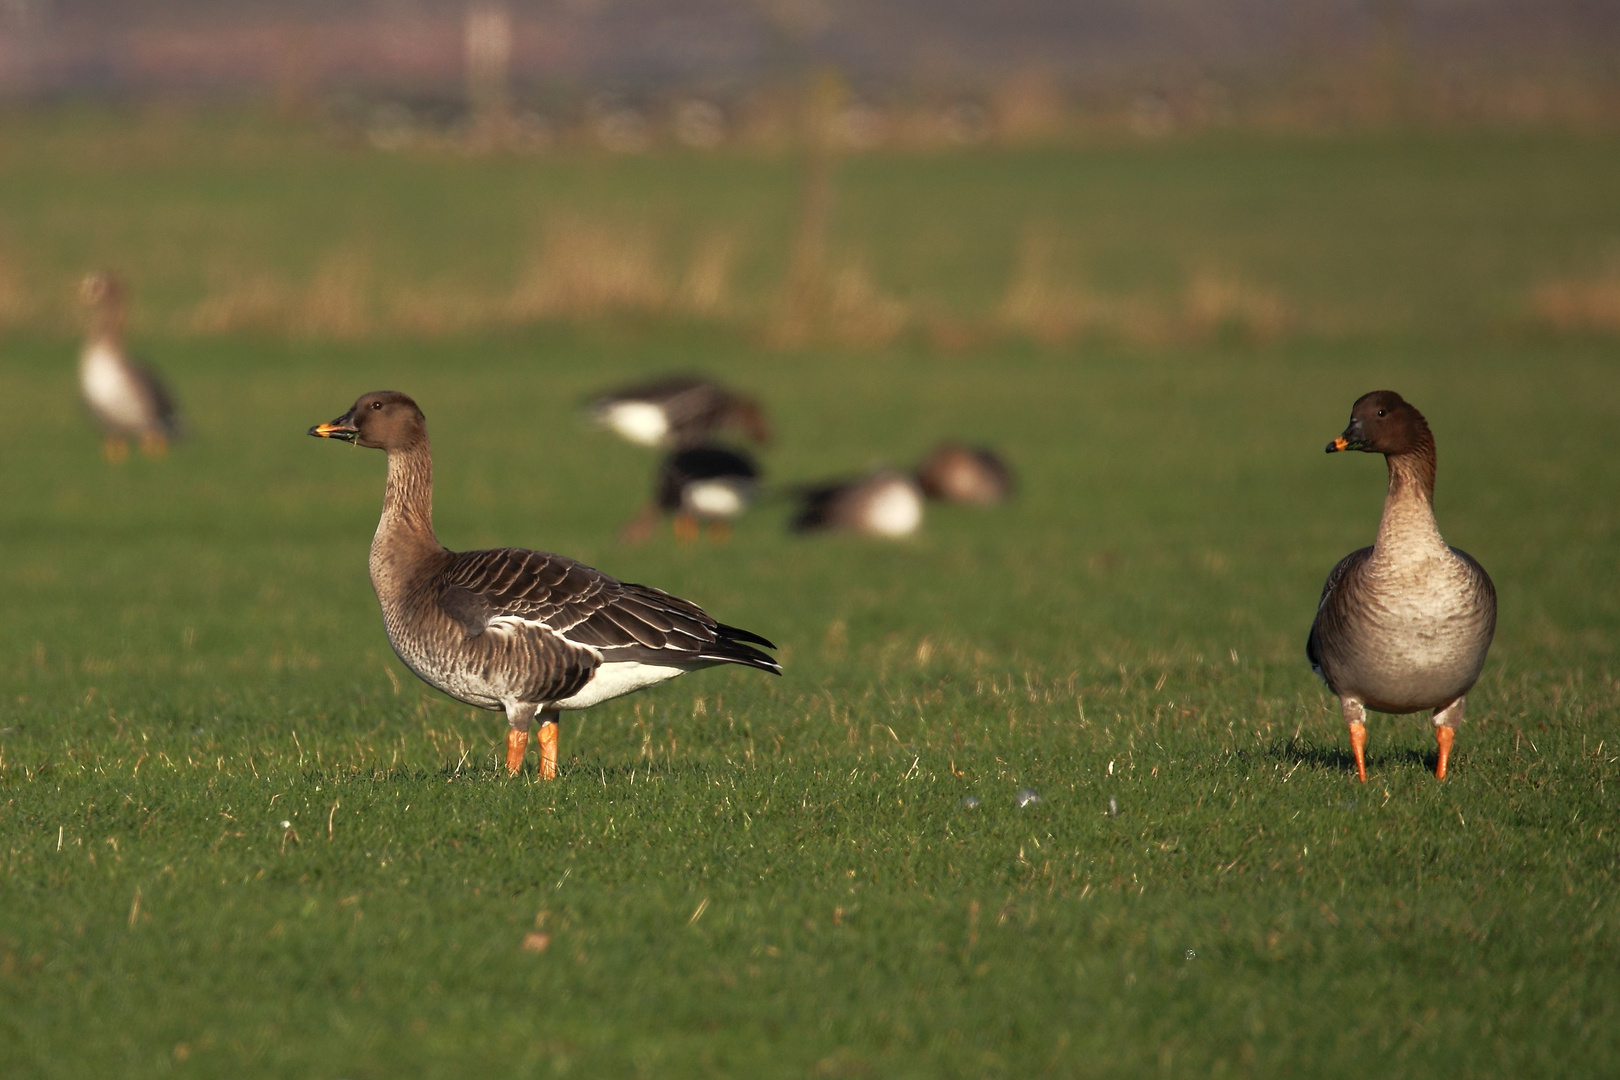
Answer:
(1306, 545, 1373, 684)
(128, 355, 181, 437)
(438, 548, 779, 673)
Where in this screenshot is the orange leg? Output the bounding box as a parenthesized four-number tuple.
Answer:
(1342, 698, 1368, 782)
(672, 513, 699, 544)
(103, 436, 129, 464)
(1433, 697, 1464, 780)
(140, 431, 169, 458)
(505, 727, 530, 776)
(537, 715, 559, 780)
(705, 520, 733, 544)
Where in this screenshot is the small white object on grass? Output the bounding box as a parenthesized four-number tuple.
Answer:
(1107, 796, 1119, 817)
(1015, 788, 1041, 808)
(959, 796, 980, 809)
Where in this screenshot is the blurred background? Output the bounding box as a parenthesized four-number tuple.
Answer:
(0, 0, 1617, 344)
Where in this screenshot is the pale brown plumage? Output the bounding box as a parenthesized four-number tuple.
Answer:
(1308, 390, 1496, 781)
(311, 391, 778, 780)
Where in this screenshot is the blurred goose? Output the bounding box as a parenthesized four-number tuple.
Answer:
(1308, 391, 1496, 782)
(790, 469, 924, 538)
(587, 375, 771, 449)
(310, 391, 780, 780)
(621, 445, 761, 544)
(914, 441, 1015, 505)
(79, 272, 180, 462)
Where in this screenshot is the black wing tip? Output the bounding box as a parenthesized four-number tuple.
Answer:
(716, 622, 775, 650)
(710, 624, 781, 675)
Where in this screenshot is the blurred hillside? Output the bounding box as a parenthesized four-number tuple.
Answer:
(1, 0, 1617, 137)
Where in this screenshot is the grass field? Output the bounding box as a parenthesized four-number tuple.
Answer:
(2, 113, 1619, 1077)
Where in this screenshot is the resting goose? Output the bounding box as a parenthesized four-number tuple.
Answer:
(78, 272, 181, 462)
(914, 441, 1015, 505)
(1308, 391, 1496, 781)
(586, 375, 771, 449)
(790, 469, 924, 538)
(310, 391, 780, 779)
(621, 444, 761, 544)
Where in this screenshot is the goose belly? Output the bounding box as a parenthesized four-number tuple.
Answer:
(379, 612, 505, 710)
(1330, 588, 1490, 713)
(551, 661, 691, 710)
(80, 347, 150, 431)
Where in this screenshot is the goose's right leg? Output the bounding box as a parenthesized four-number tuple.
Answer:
(1341, 697, 1368, 783)
(504, 701, 537, 776)
(537, 710, 560, 780)
(103, 435, 129, 464)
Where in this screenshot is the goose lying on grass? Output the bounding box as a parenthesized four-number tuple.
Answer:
(310, 391, 780, 779)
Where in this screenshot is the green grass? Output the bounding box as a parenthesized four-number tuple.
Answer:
(2, 115, 1619, 1077)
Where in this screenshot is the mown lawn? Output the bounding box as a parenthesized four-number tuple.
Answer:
(1, 117, 1617, 1077)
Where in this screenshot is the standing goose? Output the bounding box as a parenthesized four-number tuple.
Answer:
(586, 375, 772, 449)
(621, 444, 761, 544)
(310, 392, 780, 779)
(789, 469, 924, 538)
(1308, 391, 1496, 781)
(79, 272, 181, 462)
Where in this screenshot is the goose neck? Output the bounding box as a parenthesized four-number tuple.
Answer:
(375, 442, 440, 557)
(1374, 442, 1444, 559)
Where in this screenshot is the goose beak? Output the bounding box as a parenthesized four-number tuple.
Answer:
(309, 414, 359, 442)
(1326, 429, 1365, 453)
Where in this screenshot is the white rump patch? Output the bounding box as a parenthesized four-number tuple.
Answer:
(866, 479, 923, 537)
(601, 402, 670, 447)
(685, 480, 747, 518)
(551, 660, 691, 710)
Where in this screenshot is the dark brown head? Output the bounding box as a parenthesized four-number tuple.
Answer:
(309, 391, 427, 451)
(1326, 391, 1432, 457)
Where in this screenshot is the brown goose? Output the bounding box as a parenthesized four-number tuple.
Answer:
(790, 469, 924, 538)
(620, 444, 761, 544)
(78, 272, 181, 462)
(1308, 391, 1496, 782)
(310, 391, 780, 779)
(586, 375, 771, 449)
(914, 441, 1015, 505)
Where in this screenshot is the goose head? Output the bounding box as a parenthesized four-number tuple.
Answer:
(79, 271, 124, 309)
(1327, 391, 1432, 456)
(309, 391, 427, 451)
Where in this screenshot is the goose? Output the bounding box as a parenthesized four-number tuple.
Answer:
(914, 441, 1015, 505)
(790, 469, 924, 538)
(310, 391, 780, 779)
(1308, 391, 1496, 781)
(621, 444, 761, 544)
(78, 272, 181, 462)
(586, 375, 771, 449)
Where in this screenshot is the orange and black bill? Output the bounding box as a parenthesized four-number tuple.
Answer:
(1326, 431, 1365, 453)
(309, 414, 359, 442)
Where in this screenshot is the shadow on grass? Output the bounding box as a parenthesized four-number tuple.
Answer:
(1249, 739, 1436, 777)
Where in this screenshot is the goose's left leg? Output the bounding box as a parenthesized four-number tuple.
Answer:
(504, 702, 536, 776)
(537, 710, 560, 780)
(140, 432, 168, 458)
(1432, 697, 1464, 780)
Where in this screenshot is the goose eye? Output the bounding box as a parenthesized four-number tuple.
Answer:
(1376, 409, 1385, 417)
(372, 401, 384, 410)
